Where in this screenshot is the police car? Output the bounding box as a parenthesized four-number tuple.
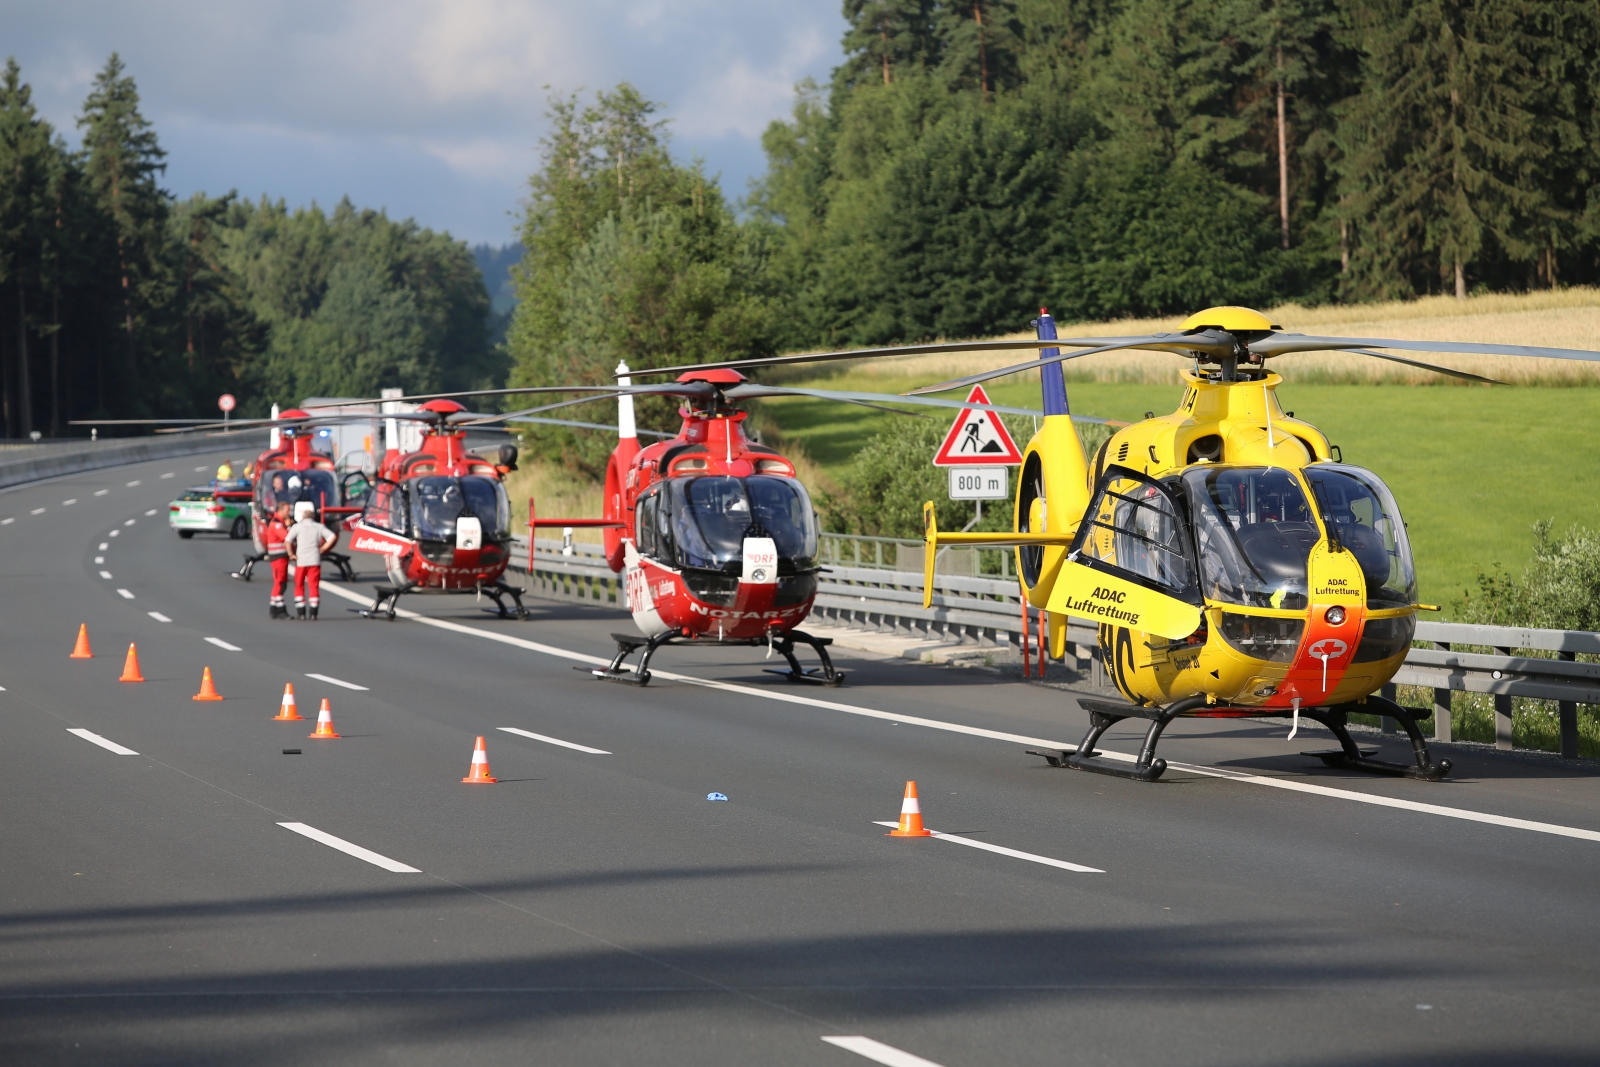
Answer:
(169, 483, 253, 539)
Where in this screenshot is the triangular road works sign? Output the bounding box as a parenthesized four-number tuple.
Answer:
(932, 385, 1025, 466)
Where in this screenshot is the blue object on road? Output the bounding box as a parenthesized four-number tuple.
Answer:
(706, 792, 729, 802)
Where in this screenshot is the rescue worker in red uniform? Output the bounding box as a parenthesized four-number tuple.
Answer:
(287, 501, 337, 620)
(264, 502, 292, 619)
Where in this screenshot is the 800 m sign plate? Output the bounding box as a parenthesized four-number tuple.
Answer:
(948, 466, 1009, 500)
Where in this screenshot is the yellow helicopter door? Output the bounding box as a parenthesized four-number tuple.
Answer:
(1047, 465, 1204, 640)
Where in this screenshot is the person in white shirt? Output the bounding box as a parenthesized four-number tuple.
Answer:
(286, 501, 337, 620)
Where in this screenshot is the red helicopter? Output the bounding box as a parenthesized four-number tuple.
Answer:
(229, 410, 362, 582)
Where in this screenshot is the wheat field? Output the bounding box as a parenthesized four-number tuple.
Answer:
(801, 288, 1600, 388)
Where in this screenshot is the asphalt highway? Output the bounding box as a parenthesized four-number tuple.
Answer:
(3, 451, 1600, 1066)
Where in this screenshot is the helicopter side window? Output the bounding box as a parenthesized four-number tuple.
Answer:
(636, 488, 660, 559)
(1183, 467, 1317, 609)
(260, 469, 337, 516)
(1072, 466, 1198, 600)
(363, 480, 408, 535)
(1305, 466, 1418, 607)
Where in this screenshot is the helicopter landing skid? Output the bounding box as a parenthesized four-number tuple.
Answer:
(476, 580, 531, 620)
(1299, 697, 1452, 781)
(587, 631, 677, 686)
(359, 583, 417, 620)
(1029, 694, 1451, 783)
(325, 552, 357, 583)
(759, 630, 845, 687)
(231, 551, 267, 581)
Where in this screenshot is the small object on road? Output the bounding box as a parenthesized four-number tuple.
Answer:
(308, 699, 341, 739)
(706, 792, 729, 802)
(69, 624, 93, 659)
(118, 643, 145, 683)
(282, 749, 301, 755)
(886, 780, 933, 837)
(273, 682, 302, 721)
(192, 666, 223, 701)
(461, 735, 498, 783)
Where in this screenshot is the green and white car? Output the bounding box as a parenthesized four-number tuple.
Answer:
(169, 485, 253, 539)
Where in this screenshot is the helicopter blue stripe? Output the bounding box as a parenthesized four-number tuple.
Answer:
(1036, 312, 1070, 417)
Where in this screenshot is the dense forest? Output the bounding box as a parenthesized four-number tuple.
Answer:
(0, 54, 499, 436)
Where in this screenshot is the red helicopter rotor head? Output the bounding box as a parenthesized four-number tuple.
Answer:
(418, 398, 468, 415)
(676, 368, 746, 385)
(278, 409, 311, 420)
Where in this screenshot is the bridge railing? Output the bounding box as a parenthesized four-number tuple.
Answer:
(509, 535, 1597, 756)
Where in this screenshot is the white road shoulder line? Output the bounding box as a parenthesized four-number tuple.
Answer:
(822, 1036, 947, 1067)
(205, 637, 242, 651)
(872, 822, 1103, 872)
(148, 612, 171, 622)
(277, 822, 419, 872)
(116, 589, 135, 600)
(68, 728, 139, 756)
(498, 726, 611, 754)
(313, 583, 1600, 845)
(306, 672, 368, 691)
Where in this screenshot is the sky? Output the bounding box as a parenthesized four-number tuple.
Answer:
(4, 0, 848, 247)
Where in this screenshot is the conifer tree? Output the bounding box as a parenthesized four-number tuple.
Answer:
(0, 58, 58, 436)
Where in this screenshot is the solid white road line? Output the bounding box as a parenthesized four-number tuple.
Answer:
(148, 612, 171, 622)
(314, 582, 1600, 846)
(276, 822, 420, 873)
(68, 728, 139, 756)
(98, 571, 112, 579)
(872, 822, 1102, 872)
(205, 637, 242, 651)
(306, 672, 368, 691)
(126, 480, 140, 487)
(94, 489, 108, 496)
(497, 726, 612, 754)
(62, 499, 76, 506)
(116, 589, 135, 600)
(821, 1036, 948, 1067)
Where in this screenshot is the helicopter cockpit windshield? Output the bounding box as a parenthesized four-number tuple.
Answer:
(656, 475, 819, 572)
(260, 469, 337, 514)
(410, 476, 511, 543)
(1303, 465, 1417, 607)
(1184, 467, 1318, 609)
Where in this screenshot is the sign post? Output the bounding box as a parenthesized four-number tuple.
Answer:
(217, 393, 236, 429)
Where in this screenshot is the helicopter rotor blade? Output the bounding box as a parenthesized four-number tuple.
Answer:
(1251, 333, 1600, 363)
(499, 416, 675, 438)
(724, 384, 1122, 424)
(1339, 349, 1504, 384)
(902, 333, 1233, 396)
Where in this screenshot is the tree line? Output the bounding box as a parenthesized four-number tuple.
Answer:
(0, 54, 500, 436)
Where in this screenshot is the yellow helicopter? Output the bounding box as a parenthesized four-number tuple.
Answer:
(631, 305, 1600, 782)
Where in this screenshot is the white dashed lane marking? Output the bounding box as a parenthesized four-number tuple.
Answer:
(68, 729, 139, 756)
(30, 508, 45, 515)
(62, 499, 76, 506)
(122, 519, 135, 527)
(194, 466, 206, 472)
(821, 1036, 948, 1067)
(2, 518, 13, 525)
(498, 727, 612, 755)
(99, 571, 112, 580)
(871, 823, 1103, 872)
(205, 637, 242, 651)
(277, 823, 419, 873)
(98, 542, 107, 550)
(306, 672, 368, 691)
(148, 612, 171, 622)
(160, 473, 174, 479)
(94, 557, 104, 564)
(94, 490, 108, 496)
(126, 480, 140, 487)
(144, 509, 156, 516)
(109, 530, 119, 537)
(116, 589, 135, 600)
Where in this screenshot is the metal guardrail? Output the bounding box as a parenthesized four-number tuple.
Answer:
(509, 536, 1597, 755)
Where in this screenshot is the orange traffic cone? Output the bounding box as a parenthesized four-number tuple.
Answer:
(192, 666, 223, 701)
(273, 682, 302, 721)
(461, 735, 497, 783)
(118, 643, 145, 683)
(886, 780, 933, 837)
(69, 624, 93, 659)
(308, 698, 341, 739)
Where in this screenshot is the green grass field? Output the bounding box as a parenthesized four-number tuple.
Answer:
(752, 376, 1600, 615)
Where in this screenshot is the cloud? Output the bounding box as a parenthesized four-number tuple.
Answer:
(3, 0, 845, 242)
